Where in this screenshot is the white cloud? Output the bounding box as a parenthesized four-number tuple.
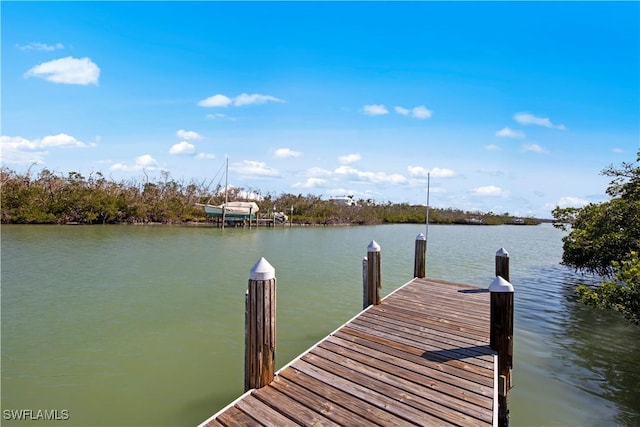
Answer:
(234, 93, 283, 106)
(514, 112, 566, 130)
(293, 177, 327, 188)
(136, 154, 158, 168)
(196, 152, 215, 160)
(17, 42, 64, 51)
(407, 166, 455, 178)
(521, 143, 549, 154)
(0, 133, 94, 164)
(306, 167, 333, 177)
(495, 127, 525, 138)
(429, 167, 455, 178)
(476, 168, 505, 177)
(24, 56, 100, 85)
(40, 134, 90, 147)
(0, 136, 46, 164)
(198, 94, 232, 107)
(362, 104, 389, 116)
(484, 144, 501, 151)
(169, 141, 196, 155)
(411, 106, 432, 120)
(338, 153, 361, 164)
(274, 148, 302, 158)
(233, 160, 278, 177)
(394, 105, 432, 119)
(394, 106, 410, 116)
(407, 166, 429, 177)
(472, 185, 504, 196)
(198, 93, 283, 108)
(176, 130, 202, 140)
(206, 113, 227, 119)
(334, 165, 407, 184)
(557, 196, 590, 208)
(612, 147, 624, 153)
(110, 155, 160, 172)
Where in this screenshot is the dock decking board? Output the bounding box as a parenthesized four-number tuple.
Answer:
(201, 278, 496, 427)
(351, 314, 493, 362)
(318, 337, 493, 411)
(334, 328, 495, 391)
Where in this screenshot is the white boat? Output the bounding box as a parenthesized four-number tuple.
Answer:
(202, 201, 259, 218)
(197, 158, 260, 219)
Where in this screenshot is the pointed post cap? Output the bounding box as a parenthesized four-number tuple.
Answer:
(489, 276, 514, 293)
(367, 240, 381, 252)
(416, 233, 426, 241)
(249, 257, 275, 281)
(496, 248, 509, 258)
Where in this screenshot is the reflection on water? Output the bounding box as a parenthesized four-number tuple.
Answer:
(513, 265, 640, 426)
(1, 224, 639, 426)
(560, 273, 640, 427)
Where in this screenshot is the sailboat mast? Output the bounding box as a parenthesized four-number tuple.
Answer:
(222, 157, 229, 227)
(224, 157, 229, 206)
(426, 172, 430, 241)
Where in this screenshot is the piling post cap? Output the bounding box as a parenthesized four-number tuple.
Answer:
(367, 240, 381, 252)
(496, 248, 509, 258)
(415, 233, 426, 241)
(489, 276, 514, 293)
(249, 257, 275, 281)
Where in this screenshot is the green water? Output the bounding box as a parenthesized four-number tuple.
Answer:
(1, 224, 639, 426)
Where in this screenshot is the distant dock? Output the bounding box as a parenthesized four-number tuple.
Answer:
(206, 215, 290, 228)
(198, 237, 514, 426)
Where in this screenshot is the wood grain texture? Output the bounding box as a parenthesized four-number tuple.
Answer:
(208, 278, 496, 426)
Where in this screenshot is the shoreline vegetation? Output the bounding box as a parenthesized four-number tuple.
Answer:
(1, 167, 543, 226)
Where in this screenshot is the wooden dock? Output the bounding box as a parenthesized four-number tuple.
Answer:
(198, 238, 513, 427)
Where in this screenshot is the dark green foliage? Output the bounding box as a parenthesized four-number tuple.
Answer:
(577, 252, 640, 325)
(553, 199, 640, 276)
(553, 150, 640, 277)
(553, 150, 640, 325)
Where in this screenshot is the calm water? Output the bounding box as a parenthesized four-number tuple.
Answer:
(1, 224, 639, 426)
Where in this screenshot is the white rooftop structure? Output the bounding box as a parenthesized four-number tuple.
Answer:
(329, 196, 356, 206)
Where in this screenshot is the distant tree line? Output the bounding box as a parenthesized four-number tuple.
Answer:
(1, 166, 539, 226)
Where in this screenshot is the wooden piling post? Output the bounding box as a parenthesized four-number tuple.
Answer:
(244, 257, 276, 391)
(365, 240, 381, 307)
(414, 233, 426, 278)
(362, 256, 368, 309)
(495, 247, 510, 281)
(243, 289, 249, 391)
(490, 248, 514, 427)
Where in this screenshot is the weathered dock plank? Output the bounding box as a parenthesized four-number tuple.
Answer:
(200, 277, 498, 426)
(334, 327, 495, 391)
(279, 368, 417, 426)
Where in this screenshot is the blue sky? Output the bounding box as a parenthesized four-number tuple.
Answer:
(2, 1, 639, 218)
